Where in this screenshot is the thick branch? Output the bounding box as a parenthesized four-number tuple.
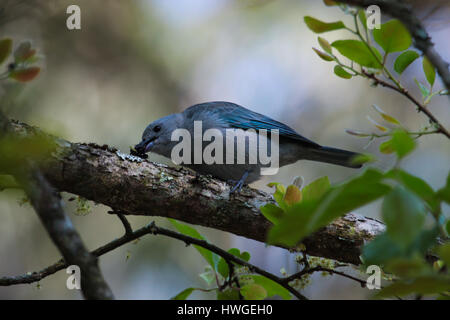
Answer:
(20, 170, 114, 299)
(7, 120, 385, 265)
(338, 0, 450, 94)
(0, 114, 114, 299)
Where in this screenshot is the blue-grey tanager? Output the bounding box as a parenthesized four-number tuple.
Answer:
(134, 101, 361, 191)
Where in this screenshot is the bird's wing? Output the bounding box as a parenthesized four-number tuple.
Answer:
(184, 101, 321, 147)
(218, 103, 321, 147)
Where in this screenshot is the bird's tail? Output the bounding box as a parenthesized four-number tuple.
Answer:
(304, 146, 362, 169)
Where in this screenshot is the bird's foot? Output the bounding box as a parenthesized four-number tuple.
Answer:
(228, 171, 249, 194)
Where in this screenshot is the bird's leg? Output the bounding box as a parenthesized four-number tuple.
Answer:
(229, 171, 249, 193)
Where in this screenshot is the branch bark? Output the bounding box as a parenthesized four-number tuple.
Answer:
(7, 120, 385, 265)
(337, 0, 450, 94)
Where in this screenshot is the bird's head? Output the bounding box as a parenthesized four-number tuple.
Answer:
(134, 113, 183, 157)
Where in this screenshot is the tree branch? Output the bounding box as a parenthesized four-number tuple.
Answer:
(0, 219, 310, 299)
(338, 0, 450, 94)
(3, 217, 373, 300)
(5, 120, 386, 265)
(0, 114, 114, 300)
(362, 70, 450, 138)
(282, 265, 367, 288)
(148, 222, 309, 300)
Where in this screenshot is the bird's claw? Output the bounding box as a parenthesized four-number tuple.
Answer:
(230, 180, 245, 193)
(228, 171, 250, 194)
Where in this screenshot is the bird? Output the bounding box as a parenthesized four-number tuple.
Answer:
(134, 101, 361, 192)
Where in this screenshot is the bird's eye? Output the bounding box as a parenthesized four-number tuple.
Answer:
(153, 125, 161, 132)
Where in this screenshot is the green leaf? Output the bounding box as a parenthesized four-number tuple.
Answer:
(323, 0, 338, 6)
(267, 182, 287, 210)
(0, 135, 56, 171)
(422, 57, 436, 87)
(345, 129, 371, 137)
(269, 169, 390, 246)
(217, 248, 250, 278)
(375, 275, 450, 298)
(260, 203, 284, 225)
(0, 38, 12, 65)
(306, 169, 390, 231)
(240, 284, 267, 300)
(373, 20, 412, 53)
(414, 78, 430, 98)
(331, 40, 382, 69)
(409, 227, 440, 257)
(217, 288, 240, 300)
(372, 104, 401, 125)
(351, 153, 376, 165)
(358, 9, 367, 31)
(302, 176, 330, 202)
(251, 275, 292, 300)
(318, 37, 332, 54)
(382, 187, 425, 249)
(0, 175, 20, 191)
(14, 41, 31, 61)
(312, 48, 334, 62)
(362, 227, 438, 266)
(379, 140, 394, 154)
(390, 129, 415, 159)
(367, 115, 388, 132)
(304, 16, 345, 33)
(385, 169, 438, 212)
(14, 40, 36, 63)
(438, 243, 450, 267)
(394, 50, 419, 74)
(217, 261, 228, 279)
(229, 248, 250, 262)
(171, 287, 195, 300)
(9, 67, 41, 82)
(385, 256, 430, 278)
(267, 200, 317, 246)
(334, 65, 352, 79)
(199, 268, 216, 285)
(361, 233, 403, 265)
(168, 219, 219, 270)
(437, 171, 450, 204)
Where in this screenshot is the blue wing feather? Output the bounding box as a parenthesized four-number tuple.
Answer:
(184, 101, 320, 147)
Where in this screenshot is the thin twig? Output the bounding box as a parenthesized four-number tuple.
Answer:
(0, 220, 314, 300)
(108, 210, 133, 236)
(283, 266, 367, 288)
(148, 221, 309, 300)
(363, 70, 450, 139)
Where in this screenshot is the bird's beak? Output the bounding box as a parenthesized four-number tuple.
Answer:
(134, 138, 156, 154)
(144, 140, 155, 152)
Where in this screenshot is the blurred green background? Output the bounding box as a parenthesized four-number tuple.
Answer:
(0, 0, 449, 299)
